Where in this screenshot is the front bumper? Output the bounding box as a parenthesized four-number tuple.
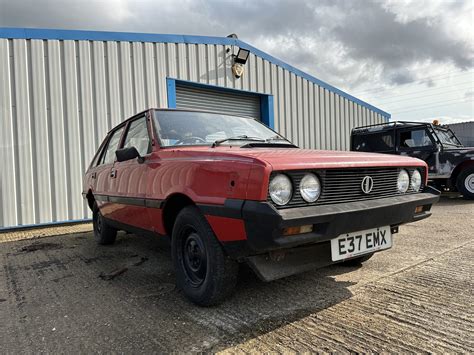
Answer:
(222, 186, 440, 279)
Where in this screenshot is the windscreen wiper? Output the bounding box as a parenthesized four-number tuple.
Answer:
(211, 135, 265, 147)
(265, 135, 292, 144)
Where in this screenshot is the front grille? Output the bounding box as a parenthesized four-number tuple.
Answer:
(268, 167, 425, 209)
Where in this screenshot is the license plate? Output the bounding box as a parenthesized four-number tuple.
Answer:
(331, 226, 392, 261)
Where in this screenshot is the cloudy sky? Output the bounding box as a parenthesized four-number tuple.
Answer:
(1, 0, 473, 123)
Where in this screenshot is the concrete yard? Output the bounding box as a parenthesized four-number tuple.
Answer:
(0, 195, 472, 353)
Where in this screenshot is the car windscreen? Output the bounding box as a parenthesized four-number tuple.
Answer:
(153, 110, 291, 147)
(434, 128, 463, 147)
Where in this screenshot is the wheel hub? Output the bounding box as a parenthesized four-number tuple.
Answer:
(182, 232, 207, 285)
(465, 173, 474, 194)
(94, 211, 102, 234)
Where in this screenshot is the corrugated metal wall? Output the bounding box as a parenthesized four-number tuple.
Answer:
(0, 37, 386, 228)
(447, 122, 474, 147)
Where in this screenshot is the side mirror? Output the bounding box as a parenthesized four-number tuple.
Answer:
(116, 147, 144, 163)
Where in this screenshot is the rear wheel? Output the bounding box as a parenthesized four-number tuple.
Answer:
(92, 202, 117, 245)
(341, 253, 374, 266)
(172, 206, 238, 306)
(456, 167, 474, 200)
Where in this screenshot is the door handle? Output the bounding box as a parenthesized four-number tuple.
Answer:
(110, 170, 117, 178)
(91, 172, 97, 179)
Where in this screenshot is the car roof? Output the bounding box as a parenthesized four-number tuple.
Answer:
(351, 121, 436, 134)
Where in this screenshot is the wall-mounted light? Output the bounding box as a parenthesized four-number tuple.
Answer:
(231, 48, 250, 79)
(234, 48, 250, 65)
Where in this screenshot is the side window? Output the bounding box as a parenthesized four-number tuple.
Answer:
(101, 127, 125, 165)
(353, 133, 394, 152)
(399, 129, 433, 149)
(123, 116, 151, 156)
(90, 138, 107, 168)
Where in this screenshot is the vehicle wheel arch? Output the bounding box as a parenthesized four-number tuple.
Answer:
(162, 193, 196, 236)
(450, 160, 474, 185)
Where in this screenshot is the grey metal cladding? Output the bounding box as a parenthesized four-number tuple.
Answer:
(0, 36, 387, 228)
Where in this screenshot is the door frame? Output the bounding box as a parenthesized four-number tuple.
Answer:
(166, 78, 275, 129)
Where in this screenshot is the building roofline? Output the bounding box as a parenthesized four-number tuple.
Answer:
(447, 121, 474, 126)
(0, 27, 390, 119)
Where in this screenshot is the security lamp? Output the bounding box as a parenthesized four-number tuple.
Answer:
(231, 47, 250, 79)
(234, 48, 250, 65)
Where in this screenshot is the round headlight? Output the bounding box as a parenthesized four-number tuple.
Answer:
(411, 169, 422, 192)
(299, 173, 321, 203)
(397, 169, 410, 193)
(269, 174, 293, 205)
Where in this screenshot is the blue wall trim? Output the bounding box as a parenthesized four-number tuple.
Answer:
(166, 78, 177, 108)
(167, 78, 274, 128)
(0, 27, 235, 45)
(0, 27, 390, 119)
(260, 95, 274, 129)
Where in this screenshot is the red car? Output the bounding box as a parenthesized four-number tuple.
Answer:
(83, 109, 439, 306)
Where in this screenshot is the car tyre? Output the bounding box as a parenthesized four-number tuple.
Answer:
(172, 206, 238, 306)
(341, 253, 374, 266)
(92, 202, 117, 245)
(456, 167, 474, 200)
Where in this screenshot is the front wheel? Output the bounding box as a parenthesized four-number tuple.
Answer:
(172, 206, 238, 306)
(456, 167, 474, 200)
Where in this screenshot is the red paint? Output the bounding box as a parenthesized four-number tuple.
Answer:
(147, 207, 166, 235)
(83, 109, 428, 238)
(205, 216, 247, 241)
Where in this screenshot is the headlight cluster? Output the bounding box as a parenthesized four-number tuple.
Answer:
(269, 174, 292, 205)
(269, 173, 321, 206)
(300, 173, 321, 202)
(397, 169, 422, 193)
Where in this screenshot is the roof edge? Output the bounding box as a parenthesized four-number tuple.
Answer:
(0, 27, 390, 119)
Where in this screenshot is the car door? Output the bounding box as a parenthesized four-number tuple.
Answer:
(107, 114, 153, 230)
(396, 127, 437, 175)
(96, 124, 126, 219)
(83, 137, 108, 201)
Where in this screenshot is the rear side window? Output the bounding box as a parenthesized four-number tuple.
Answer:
(123, 116, 151, 156)
(90, 138, 107, 168)
(399, 129, 433, 149)
(352, 133, 394, 152)
(101, 127, 125, 165)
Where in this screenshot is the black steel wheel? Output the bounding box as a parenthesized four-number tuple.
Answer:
(92, 202, 117, 245)
(182, 231, 207, 286)
(172, 206, 238, 306)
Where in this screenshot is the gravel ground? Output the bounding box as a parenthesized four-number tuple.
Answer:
(0, 195, 472, 353)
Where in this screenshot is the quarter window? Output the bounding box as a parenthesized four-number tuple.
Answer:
(90, 137, 107, 168)
(102, 127, 125, 165)
(123, 116, 150, 156)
